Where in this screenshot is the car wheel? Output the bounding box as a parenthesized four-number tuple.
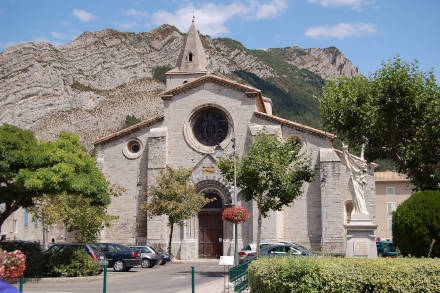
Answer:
(113, 260, 125, 272)
(141, 258, 151, 268)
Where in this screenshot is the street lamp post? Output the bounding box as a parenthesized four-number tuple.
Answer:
(215, 132, 239, 265)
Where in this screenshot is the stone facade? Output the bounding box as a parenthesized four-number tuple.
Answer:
(93, 21, 377, 259)
(375, 171, 413, 240)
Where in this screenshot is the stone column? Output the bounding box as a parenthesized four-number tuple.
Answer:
(345, 213, 378, 258)
(145, 127, 168, 250)
(319, 148, 345, 253)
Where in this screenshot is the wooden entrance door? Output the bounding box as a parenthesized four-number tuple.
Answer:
(198, 212, 223, 258)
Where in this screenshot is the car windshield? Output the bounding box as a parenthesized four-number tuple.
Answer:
(89, 244, 105, 257)
(137, 247, 152, 253)
(149, 246, 159, 254)
(294, 245, 311, 255)
(383, 243, 395, 252)
(116, 244, 129, 252)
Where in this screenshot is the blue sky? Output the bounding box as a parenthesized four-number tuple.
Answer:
(1, 0, 439, 78)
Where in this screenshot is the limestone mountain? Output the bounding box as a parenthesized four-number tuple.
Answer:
(0, 24, 360, 149)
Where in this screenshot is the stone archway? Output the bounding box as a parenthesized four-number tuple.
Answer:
(196, 180, 232, 258)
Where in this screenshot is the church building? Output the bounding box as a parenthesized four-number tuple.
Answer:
(94, 20, 377, 259)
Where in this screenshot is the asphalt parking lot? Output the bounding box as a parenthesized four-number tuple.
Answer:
(16, 259, 226, 293)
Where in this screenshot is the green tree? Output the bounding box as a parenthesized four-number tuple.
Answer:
(29, 185, 124, 245)
(0, 124, 110, 231)
(320, 57, 440, 190)
(392, 190, 440, 257)
(217, 131, 315, 256)
(119, 115, 142, 130)
(142, 166, 213, 256)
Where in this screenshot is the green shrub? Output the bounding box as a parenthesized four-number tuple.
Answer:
(248, 257, 440, 293)
(46, 247, 100, 277)
(393, 190, 440, 257)
(153, 65, 172, 83)
(0, 241, 46, 277)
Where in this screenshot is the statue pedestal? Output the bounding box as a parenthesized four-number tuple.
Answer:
(345, 213, 378, 258)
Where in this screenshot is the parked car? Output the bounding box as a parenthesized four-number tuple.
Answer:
(128, 245, 160, 268)
(158, 251, 171, 265)
(238, 242, 283, 263)
(259, 243, 314, 257)
(376, 241, 399, 257)
(45, 243, 108, 269)
(96, 243, 141, 272)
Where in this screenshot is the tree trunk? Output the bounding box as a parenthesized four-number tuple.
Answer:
(168, 222, 174, 257)
(256, 194, 263, 257)
(0, 200, 22, 233)
(42, 214, 47, 249)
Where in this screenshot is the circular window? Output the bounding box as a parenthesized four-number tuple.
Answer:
(123, 138, 143, 159)
(183, 105, 232, 154)
(192, 107, 228, 146)
(128, 140, 141, 153)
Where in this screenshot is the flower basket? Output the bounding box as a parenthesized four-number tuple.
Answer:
(222, 206, 250, 224)
(1, 250, 26, 282)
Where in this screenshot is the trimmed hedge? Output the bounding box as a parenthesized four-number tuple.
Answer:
(248, 257, 440, 293)
(46, 246, 101, 277)
(393, 190, 440, 257)
(0, 241, 46, 277)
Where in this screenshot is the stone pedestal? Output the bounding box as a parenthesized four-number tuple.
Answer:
(345, 213, 378, 258)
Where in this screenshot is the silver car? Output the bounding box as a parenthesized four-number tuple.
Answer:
(238, 242, 284, 263)
(128, 245, 161, 268)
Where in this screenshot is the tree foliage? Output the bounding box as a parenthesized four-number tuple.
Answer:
(0, 124, 111, 229)
(392, 190, 440, 257)
(142, 166, 212, 255)
(320, 57, 440, 190)
(119, 115, 142, 130)
(217, 131, 315, 255)
(29, 185, 124, 243)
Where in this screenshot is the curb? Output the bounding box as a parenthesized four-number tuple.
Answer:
(23, 275, 103, 284)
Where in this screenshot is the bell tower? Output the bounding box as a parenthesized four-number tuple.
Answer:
(166, 18, 209, 89)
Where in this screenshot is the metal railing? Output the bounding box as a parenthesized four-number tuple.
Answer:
(229, 257, 255, 292)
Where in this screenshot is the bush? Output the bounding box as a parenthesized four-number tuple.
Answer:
(46, 247, 101, 277)
(153, 65, 172, 83)
(0, 241, 45, 277)
(393, 190, 440, 257)
(248, 257, 440, 293)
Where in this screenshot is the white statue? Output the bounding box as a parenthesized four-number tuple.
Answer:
(343, 144, 369, 215)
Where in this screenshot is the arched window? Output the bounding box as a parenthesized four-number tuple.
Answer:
(188, 52, 193, 62)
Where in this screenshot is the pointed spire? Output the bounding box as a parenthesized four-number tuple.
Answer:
(175, 19, 209, 72)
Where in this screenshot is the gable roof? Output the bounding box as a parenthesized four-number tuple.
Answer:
(375, 171, 409, 182)
(254, 111, 337, 142)
(159, 74, 268, 113)
(94, 114, 164, 145)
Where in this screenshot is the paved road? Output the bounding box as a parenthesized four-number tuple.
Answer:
(16, 259, 227, 293)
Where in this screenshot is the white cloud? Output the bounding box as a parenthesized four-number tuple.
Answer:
(73, 9, 96, 22)
(308, 0, 373, 10)
(113, 22, 139, 30)
(251, 0, 287, 19)
(305, 22, 377, 39)
(33, 37, 50, 42)
(124, 9, 148, 19)
(151, 0, 287, 37)
(51, 32, 67, 39)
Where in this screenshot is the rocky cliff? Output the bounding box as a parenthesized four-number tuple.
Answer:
(0, 24, 360, 148)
